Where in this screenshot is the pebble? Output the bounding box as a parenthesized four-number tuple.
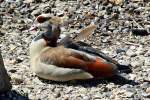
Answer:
(9, 44, 17, 51)
(24, 0, 34, 3)
(118, 60, 130, 66)
(83, 96, 91, 100)
(126, 49, 137, 57)
(116, 48, 126, 54)
(123, 91, 134, 97)
(79, 88, 88, 94)
(130, 45, 137, 50)
(83, 1, 90, 6)
(144, 50, 150, 57)
(146, 87, 150, 94)
(129, 73, 136, 80)
(93, 94, 103, 99)
(11, 74, 24, 85)
(141, 92, 150, 97)
(144, 58, 150, 66)
(131, 60, 143, 67)
(31, 9, 41, 16)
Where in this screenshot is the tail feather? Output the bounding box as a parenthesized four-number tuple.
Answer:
(117, 64, 132, 73)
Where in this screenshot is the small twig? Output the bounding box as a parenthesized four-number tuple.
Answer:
(123, 41, 140, 46)
(132, 18, 144, 29)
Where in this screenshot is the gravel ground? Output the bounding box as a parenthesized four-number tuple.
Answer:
(0, 0, 150, 99)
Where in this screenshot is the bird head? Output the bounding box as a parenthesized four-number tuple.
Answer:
(30, 14, 62, 47)
(29, 14, 63, 31)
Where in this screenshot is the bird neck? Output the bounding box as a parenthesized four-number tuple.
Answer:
(42, 32, 57, 47)
(30, 39, 47, 59)
(42, 24, 61, 47)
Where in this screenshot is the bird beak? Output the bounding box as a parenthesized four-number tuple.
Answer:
(29, 24, 38, 31)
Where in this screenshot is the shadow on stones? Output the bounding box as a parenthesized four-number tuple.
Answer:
(0, 90, 29, 100)
(39, 75, 138, 87)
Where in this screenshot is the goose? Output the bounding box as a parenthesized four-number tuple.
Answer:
(29, 14, 131, 81)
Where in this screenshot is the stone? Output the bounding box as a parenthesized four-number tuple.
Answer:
(5, 0, 16, 3)
(131, 61, 143, 67)
(9, 44, 17, 51)
(106, 83, 115, 89)
(24, 0, 34, 3)
(0, 50, 11, 93)
(126, 49, 137, 57)
(31, 9, 41, 16)
(116, 48, 126, 54)
(11, 74, 24, 85)
(83, 96, 91, 100)
(118, 60, 130, 66)
(122, 91, 135, 98)
(144, 58, 150, 66)
(79, 88, 88, 94)
(146, 87, 150, 94)
(141, 92, 150, 97)
(83, 1, 90, 6)
(129, 73, 136, 80)
(144, 50, 150, 57)
(109, 0, 123, 5)
(130, 46, 136, 50)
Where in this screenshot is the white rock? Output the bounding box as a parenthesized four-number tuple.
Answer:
(9, 44, 17, 51)
(126, 49, 136, 57)
(24, 0, 34, 3)
(131, 61, 143, 67)
(145, 58, 150, 66)
(6, 0, 16, 3)
(118, 60, 130, 66)
(130, 45, 136, 50)
(106, 83, 115, 89)
(79, 88, 88, 94)
(129, 74, 136, 80)
(123, 91, 134, 97)
(146, 87, 150, 93)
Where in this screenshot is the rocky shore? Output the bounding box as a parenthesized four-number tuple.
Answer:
(0, 0, 150, 99)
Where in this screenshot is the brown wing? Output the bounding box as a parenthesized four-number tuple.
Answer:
(39, 46, 117, 78)
(39, 46, 89, 67)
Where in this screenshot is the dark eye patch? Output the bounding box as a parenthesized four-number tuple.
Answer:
(37, 16, 48, 23)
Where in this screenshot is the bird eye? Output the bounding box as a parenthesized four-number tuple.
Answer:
(37, 16, 47, 23)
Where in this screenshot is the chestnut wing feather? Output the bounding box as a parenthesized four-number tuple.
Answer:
(39, 46, 90, 69)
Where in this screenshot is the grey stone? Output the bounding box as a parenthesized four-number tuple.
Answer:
(31, 9, 41, 16)
(116, 48, 126, 54)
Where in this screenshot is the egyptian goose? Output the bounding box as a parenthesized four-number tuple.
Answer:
(31, 14, 132, 72)
(29, 14, 132, 81)
(29, 14, 120, 81)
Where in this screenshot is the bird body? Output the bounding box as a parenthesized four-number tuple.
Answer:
(30, 38, 94, 81)
(30, 32, 117, 81)
(29, 14, 131, 81)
